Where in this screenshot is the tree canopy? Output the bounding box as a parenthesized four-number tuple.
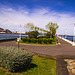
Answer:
(46, 22, 59, 38)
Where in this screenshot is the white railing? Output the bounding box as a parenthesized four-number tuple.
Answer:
(57, 36, 75, 46)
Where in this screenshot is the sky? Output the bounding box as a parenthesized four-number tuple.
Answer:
(0, 0, 75, 35)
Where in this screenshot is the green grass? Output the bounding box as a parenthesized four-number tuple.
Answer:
(0, 56, 56, 75)
(19, 40, 56, 45)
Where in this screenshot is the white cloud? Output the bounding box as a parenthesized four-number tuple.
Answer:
(0, 7, 75, 35)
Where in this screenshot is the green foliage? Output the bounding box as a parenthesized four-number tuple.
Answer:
(46, 32, 55, 39)
(46, 32, 51, 38)
(31, 38, 37, 43)
(38, 39, 43, 44)
(46, 22, 59, 38)
(22, 37, 56, 44)
(27, 38, 31, 43)
(25, 23, 34, 31)
(0, 47, 33, 72)
(43, 38, 48, 44)
(22, 37, 27, 42)
(38, 36, 49, 38)
(28, 31, 39, 38)
(48, 38, 53, 44)
(0, 56, 56, 75)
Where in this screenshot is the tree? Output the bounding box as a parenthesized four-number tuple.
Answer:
(46, 22, 59, 38)
(28, 31, 39, 38)
(34, 27, 39, 31)
(25, 23, 34, 31)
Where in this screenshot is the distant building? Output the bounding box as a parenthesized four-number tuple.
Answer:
(0, 28, 5, 33)
(0, 28, 4, 32)
(4, 29, 12, 34)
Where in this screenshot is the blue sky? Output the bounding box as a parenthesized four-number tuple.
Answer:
(0, 0, 75, 12)
(0, 0, 75, 35)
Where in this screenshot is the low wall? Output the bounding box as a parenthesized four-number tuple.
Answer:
(0, 38, 17, 42)
(57, 36, 75, 46)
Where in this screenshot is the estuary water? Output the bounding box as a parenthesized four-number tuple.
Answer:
(0, 34, 28, 40)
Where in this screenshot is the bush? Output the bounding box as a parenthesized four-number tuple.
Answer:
(48, 38, 53, 44)
(28, 31, 39, 38)
(0, 47, 33, 72)
(22, 37, 27, 42)
(38, 39, 43, 44)
(43, 38, 48, 44)
(27, 38, 31, 43)
(31, 38, 37, 43)
(52, 38, 56, 42)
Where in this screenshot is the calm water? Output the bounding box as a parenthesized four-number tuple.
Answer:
(0, 34, 74, 42)
(59, 35, 75, 41)
(0, 34, 28, 40)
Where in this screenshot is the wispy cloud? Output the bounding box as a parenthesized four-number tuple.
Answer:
(0, 7, 75, 35)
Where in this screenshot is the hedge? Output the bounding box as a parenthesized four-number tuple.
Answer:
(38, 39, 43, 44)
(0, 47, 33, 72)
(22, 37, 56, 44)
(31, 38, 38, 43)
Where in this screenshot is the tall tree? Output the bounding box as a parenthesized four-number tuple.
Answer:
(25, 23, 34, 31)
(46, 22, 59, 38)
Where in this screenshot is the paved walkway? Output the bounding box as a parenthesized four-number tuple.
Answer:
(0, 37, 75, 57)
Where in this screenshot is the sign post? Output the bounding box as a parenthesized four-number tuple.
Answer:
(17, 37, 20, 49)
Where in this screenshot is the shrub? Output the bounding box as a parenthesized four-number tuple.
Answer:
(28, 31, 39, 38)
(27, 38, 31, 43)
(38, 39, 43, 44)
(52, 38, 56, 42)
(48, 38, 53, 44)
(22, 37, 27, 42)
(0, 47, 33, 72)
(31, 38, 37, 43)
(43, 38, 48, 44)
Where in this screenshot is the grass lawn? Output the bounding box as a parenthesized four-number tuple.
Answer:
(19, 40, 56, 45)
(0, 56, 56, 75)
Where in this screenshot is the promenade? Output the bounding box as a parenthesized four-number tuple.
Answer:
(0, 37, 75, 57)
(0, 37, 75, 75)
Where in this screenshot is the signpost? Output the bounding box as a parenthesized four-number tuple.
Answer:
(17, 37, 20, 49)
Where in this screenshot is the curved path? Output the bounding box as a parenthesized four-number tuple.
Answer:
(0, 37, 75, 57)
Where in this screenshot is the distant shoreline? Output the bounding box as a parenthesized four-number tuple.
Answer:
(0, 33, 27, 35)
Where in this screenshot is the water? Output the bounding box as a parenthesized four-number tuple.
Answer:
(58, 35, 75, 41)
(0, 34, 28, 40)
(0, 34, 74, 42)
